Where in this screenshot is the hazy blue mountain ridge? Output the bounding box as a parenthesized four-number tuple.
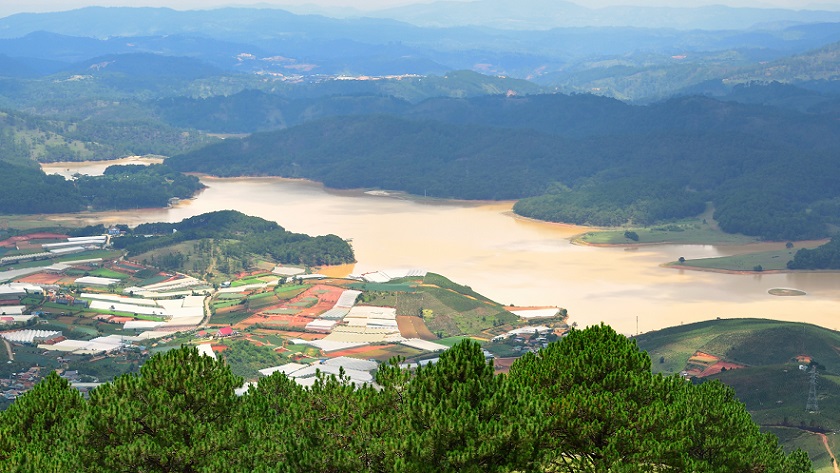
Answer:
(2, 7, 840, 102)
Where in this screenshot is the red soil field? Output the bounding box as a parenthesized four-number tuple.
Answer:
(287, 284, 344, 318)
(700, 361, 746, 377)
(689, 351, 720, 363)
(237, 314, 312, 330)
(0, 233, 68, 247)
(17, 273, 63, 285)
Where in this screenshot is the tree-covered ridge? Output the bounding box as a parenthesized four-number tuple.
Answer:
(0, 325, 810, 472)
(113, 210, 355, 268)
(74, 164, 204, 209)
(0, 162, 204, 214)
(168, 92, 840, 240)
(0, 108, 214, 163)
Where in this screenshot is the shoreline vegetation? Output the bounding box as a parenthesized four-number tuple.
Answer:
(569, 209, 835, 273)
(30, 160, 840, 275)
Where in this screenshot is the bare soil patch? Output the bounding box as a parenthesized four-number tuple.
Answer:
(396, 315, 437, 340)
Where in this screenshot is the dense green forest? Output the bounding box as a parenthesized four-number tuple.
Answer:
(75, 164, 204, 209)
(787, 237, 840, 270)
(0, 325, 810, 472)
(167, 93, 840, 240)
(0, 163, 203, 214)
(113, 210, 355, 268)
(0, 108, 214, 162)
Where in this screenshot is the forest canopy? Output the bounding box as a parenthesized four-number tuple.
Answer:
(0, 163, 204, 214)
(112, 210, 355, 268)
(0, 325, 810, 472)
(167, 93, 840, 241)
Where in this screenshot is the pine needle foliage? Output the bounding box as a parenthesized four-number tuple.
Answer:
(0, 326, 812, 472)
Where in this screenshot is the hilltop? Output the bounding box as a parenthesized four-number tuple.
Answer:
(635, 318, 840, 470)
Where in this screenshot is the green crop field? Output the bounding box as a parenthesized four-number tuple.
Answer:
(211, 300, 243, 310)
(89, 268, 131, 279)
(209, 310, 252, 326)
(274, 285, 308, 299)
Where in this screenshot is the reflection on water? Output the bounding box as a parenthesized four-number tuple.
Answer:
(41, 161, 840, 334)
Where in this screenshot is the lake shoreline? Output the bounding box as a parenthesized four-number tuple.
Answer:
(27, 158, 840, 336)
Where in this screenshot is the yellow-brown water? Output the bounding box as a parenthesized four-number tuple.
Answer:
(41, 161, 840, 335)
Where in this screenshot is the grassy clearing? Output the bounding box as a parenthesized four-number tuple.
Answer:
(577, 218, 758, 246)
(678, 249, 797, 271)
(676, 242, 824, 272)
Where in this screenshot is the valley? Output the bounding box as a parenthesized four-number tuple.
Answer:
(36, 160, 840, 336)
(3, 3, 840, 469)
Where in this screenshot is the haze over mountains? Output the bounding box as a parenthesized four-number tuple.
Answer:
(2, 4, 840, 242)
(3, 5, 840, 103)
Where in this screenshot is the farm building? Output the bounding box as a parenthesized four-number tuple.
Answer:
(305, 319, 337, 333)
(401, 338, 449, 352)
(75, 276, 120, 287)
(260, 359, 377, 387)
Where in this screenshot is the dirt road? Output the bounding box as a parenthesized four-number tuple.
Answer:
(2, 338, 13, 361)
(816, 432, 840, 473)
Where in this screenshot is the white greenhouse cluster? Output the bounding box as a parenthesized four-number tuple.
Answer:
(1, 330, 61, 344)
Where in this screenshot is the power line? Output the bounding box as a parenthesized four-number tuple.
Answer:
(807, 365, 819, 413)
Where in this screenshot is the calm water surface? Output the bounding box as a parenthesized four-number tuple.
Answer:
(41, 161, 840, 334)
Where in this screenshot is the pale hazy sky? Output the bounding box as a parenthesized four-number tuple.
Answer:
(2, 0, 840, 18)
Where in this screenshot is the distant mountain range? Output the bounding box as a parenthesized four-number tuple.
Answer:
(367, 0, 840, 30)
(1, 7, 840, 102)
(7, 1, 831, 32)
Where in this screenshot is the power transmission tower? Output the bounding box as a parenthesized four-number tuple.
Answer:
(806, 366, 819, 413)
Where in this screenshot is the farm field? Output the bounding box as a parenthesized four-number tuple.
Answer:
(396, 315, 436, 340)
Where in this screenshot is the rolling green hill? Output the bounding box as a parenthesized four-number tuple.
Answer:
(636, 319, 840, 470)
(113, 210, 355, 275)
